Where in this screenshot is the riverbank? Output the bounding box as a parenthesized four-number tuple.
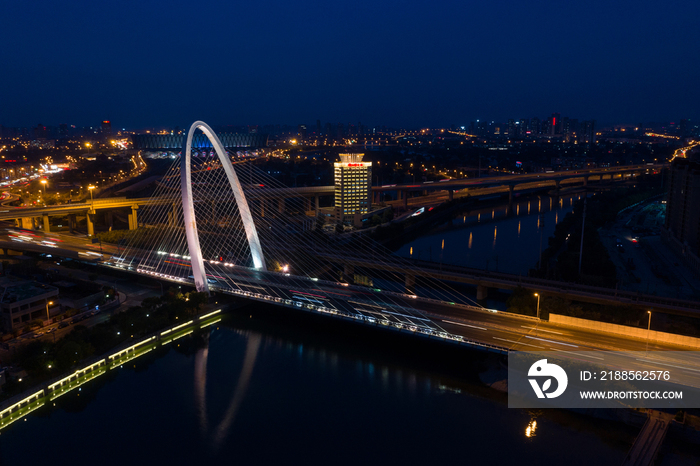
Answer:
(0, 302, 227, 428)
(2, 297, 699, 464)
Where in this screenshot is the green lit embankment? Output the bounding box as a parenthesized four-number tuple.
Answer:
(0, 309, 223, 431)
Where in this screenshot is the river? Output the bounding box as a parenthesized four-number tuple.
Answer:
(396, 193, 585, 276)
(0, 305, 639, 465)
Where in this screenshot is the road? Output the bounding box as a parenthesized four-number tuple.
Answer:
(3, 227, 700, 388)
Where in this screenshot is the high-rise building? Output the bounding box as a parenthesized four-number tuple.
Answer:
(581, 120, 596, 143)
(507, 119, 516, 137)
(297, 124, 307, 141)
(101, 120, 112, 135)
(334, 153, 372, 223)
(664, 154, 700, 273)
(550, 113, 561, 136)
(519, 119, 527, 135)
(680, 119, 690, 137)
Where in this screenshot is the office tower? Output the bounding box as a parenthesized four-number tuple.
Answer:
(334, 153, 372, 223)
(101, 120, 112, 135)
(581, 120, 596, 143)
(551, 113, 561, 135)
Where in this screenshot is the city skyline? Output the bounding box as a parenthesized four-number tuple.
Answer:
(0, 113, 693, 135)
(2, 0, 700, 128)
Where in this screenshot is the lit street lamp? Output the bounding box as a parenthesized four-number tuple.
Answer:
(534, 293, 541, 320)
(45, 300, 53, 321)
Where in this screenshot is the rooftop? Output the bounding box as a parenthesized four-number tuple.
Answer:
(0, 278, 57, 304)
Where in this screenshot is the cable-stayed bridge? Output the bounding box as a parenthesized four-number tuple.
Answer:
(89, 121, 694, 359)
(4, 120, 700, 406)
(112, 121, 497, 350)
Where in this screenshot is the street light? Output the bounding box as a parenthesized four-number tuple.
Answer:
(534, 293, 541, 319)
(88, 185, 95, 204)
(646, 311, 652, 353)
(45, 300, 53, 321)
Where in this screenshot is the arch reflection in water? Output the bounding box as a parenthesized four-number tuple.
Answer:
(194, 330, 262, 451)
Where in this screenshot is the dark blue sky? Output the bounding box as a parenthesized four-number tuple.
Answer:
(2, 0, 699, 129)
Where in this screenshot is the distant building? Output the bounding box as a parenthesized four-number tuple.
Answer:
(334, 153, 372, 223)
(507, 119, 516, 137)
(550, 113, 561, 136)
(664, 154, 700, 273)
(101, 120, 112, 135)
(131, 132, 268, 151)
(0, 279, 59, 332)
(580, 120, 596, 144)
(34, 124, 47, 139)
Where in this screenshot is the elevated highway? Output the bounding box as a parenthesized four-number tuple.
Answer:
(311, 251, 700, 317)
(0, 164, 664, 233)
(373, 163, 666, 207)
(3, 232, 699, 319)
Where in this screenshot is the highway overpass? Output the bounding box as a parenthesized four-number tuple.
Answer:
(0, 164, 665, 234)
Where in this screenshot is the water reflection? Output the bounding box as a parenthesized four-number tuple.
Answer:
(0, 313, 641, 465)
(194, 341, 209, 435)
(525, 418, 538, 438)
(397, 193, 578, 274)
(211, 333, 261, 449)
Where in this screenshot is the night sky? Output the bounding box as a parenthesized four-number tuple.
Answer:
(2, 0, 699, 129)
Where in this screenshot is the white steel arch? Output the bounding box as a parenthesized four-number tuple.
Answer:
(181, 121, 266, 293)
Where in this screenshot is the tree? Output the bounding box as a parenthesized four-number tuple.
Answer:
(382, 208, 394, 223)
(55, 341, 83, 370)
(28, 319, 44, 330)
(141, 296, 162, 311)
(506, 287, 537, 316)
(186, 292, 208, 313)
